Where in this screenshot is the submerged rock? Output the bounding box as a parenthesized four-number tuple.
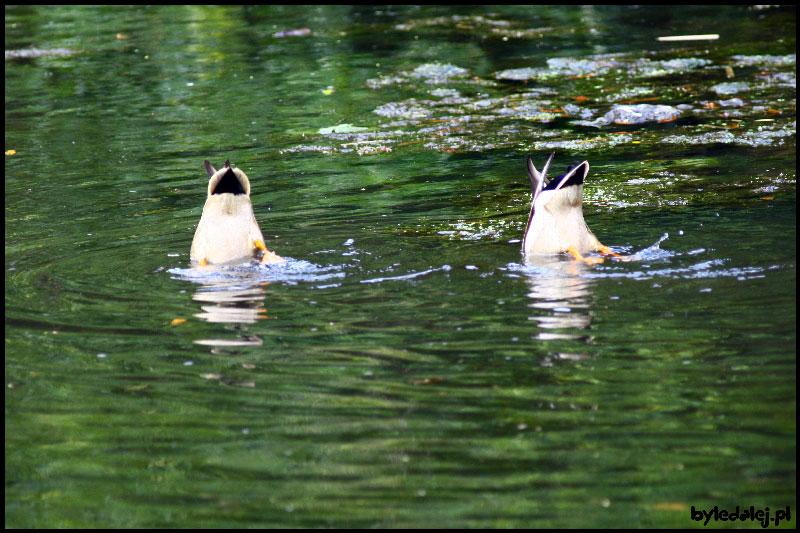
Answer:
(409, 63, 468, 82)
(755, 71, 796, 88)
(292, 44, 794, 155)
(731, 54, 796, 67)
(429, 88, 461, 98)
(373, 99, 433, 119)
(562, 103, 596, 119)
(366, 62, 470, 89)
(494, 67, 543, 81)
(572, 104, 681, 127)
(711, 82, 750, 95)
(717, 98, 745, 107)
(663, 122, 796, 147)
(494, 55, 712, 80)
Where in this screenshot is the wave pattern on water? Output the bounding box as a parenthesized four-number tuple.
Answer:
(167, 258, 345, 287)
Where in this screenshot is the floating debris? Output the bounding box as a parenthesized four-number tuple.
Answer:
(657, 34, 719, 41)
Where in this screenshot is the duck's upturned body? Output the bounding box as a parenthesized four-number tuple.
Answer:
(190, 160, 283, 265)
(522, 153, 602, 256)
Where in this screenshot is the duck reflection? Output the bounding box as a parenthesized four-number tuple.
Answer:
(193, 283, 266, 324)
(188, 265, 269, 347)
(521, 253, 596, 346)
(170, 256, 342, 348)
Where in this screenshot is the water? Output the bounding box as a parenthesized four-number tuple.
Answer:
(5, 5, 796, 528)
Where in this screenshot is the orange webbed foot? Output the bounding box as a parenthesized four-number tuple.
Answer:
(599, 245, 619, 257)
(255, 239, 285, 264)
(599, 244, 635, 262)
(567, 245, 605, 265)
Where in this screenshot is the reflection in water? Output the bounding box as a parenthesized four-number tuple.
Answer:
(521, 254, 596, 344)
(194, 336, 264, 348)
(169, 258, 345, 346)
(192, 283, 267, 325)
(172, 262, 269, 346)
(190, 267, 269, 346)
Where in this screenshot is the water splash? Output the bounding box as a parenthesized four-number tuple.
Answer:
(361, 264, 452, 284)
(168, 258, 344, 287)
(507, 232, 771, 282)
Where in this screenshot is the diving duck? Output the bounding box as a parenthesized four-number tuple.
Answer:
(190, 159, 284, 266)
(522, 153, 619, 263)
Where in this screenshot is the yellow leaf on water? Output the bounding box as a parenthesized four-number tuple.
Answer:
(412, 377, 444, 385)
(652, 502, 688, 511)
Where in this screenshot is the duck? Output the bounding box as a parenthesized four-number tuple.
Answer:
(190, 159, 284, 266)
(522, 153, 620, 263)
